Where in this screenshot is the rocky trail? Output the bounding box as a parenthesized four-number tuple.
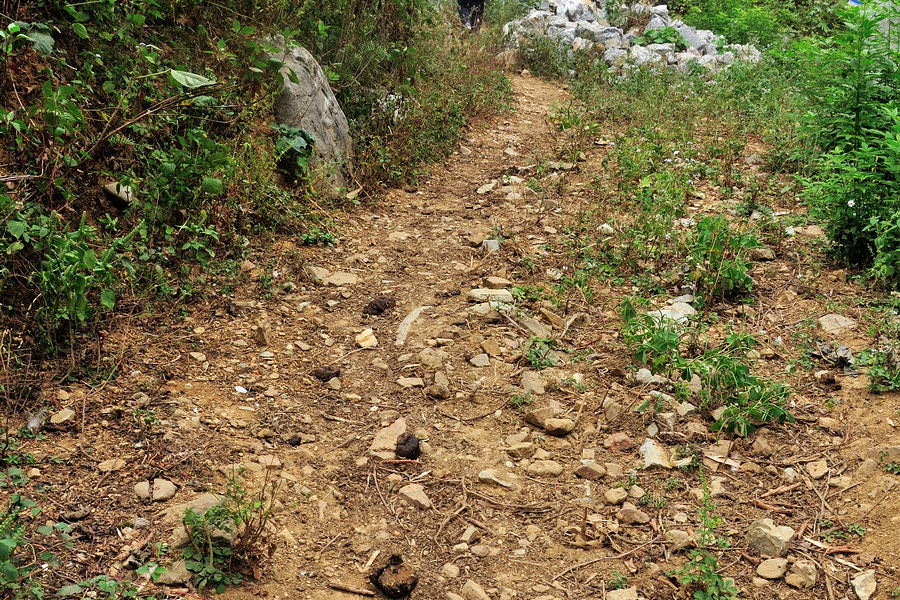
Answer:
(19, 74, 900, 600)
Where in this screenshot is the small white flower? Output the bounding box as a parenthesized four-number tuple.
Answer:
(272, 269, 280, 278)
(847, 199, 856, 207)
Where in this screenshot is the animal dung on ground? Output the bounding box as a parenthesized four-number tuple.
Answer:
(369, 554, 418, 598)
(363, 296, 397, 316)
(313, 365, 341, 381)
(395, 432, 421, 460)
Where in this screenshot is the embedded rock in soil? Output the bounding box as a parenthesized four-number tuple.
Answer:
(544, 418, 576, 437)
(478, 469, 515, 488)
(356, 328, 378, 348)
(785, 560, 817, 589)
(483, 276, 512, 289)
(505, 442, 536, 459)
(574, 462, 605, 480)
(370, 555, 418, 598)
(756, 557, 788, 580)
(806, 459, 828, 479)
(419, 348, 449, 368)
(466, 288, 513, 303)
(370, 418, 407, 460)
(157, 559, 192, 585)
(639, 438, 673, 468)
(397, 484, 431, 509)
(522, 371, 545, 395)
(616, 502, 650, 524)
(426, 383, 451, 399)
(469, 354, 491, 367)
(746, 518, 795, 557)
(50, 408, 76, 425)
(606, 587, 639, 600)
(604, 432, 634, 451)
(525, 406, 555, 428)
(818, 313, 856, 335)
(526, 460, 563, 477)
(397, 377, 425, 388)
(98, 458, 127, 472)
(604, 488, 628, 505)
(461, 579, 491, 600)
(851, 570, 877, 600)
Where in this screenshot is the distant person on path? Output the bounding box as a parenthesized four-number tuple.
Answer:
(457, 0, 485, 32)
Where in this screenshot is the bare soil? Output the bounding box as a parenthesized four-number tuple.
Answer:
(9, 74, 900, 600)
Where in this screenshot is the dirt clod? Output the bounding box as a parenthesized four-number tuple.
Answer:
(369, 554, 418, 598)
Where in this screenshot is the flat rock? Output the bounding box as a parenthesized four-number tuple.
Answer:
(469, 354, 491, 367)
(483, 276, 512, 289)
(606, 588, 638, 600)
(189, 352, 207, 362)
(544, 418, 575, 437)
(785, 560, 817, 589)
(517, 315, 551, 338)
(604, 488, 628, 505)
(466, 288, 513, 303)
(522, 371, 545, 395)
(756, 557, 788, 579)
(135, 481, 151, 500)
(746, 518, 795, 556)
(156, 559, 192, 585)
(749, 247, 775, 260)
(152, 478, 177, 502)
(305, 265, 329, 281)
(324, 272, 358, 286)
(49, 408, 76, 425)
(98, 458, 126, 472)
(398, 484, 431, 509)
(616, 502, 650, 524)
(478, 469, 515, 488)
(818, 313, 856, 335)
(526, 460, 563, 477)
(505, 442, 535, 459)
(806, 459, 828, 479)
(397, 377, 424, 388)
(356, 328, 378, 348)
(574, 462, 606, 480)
(426, 383, 451, 399)
(639, 438, 673, 468)
(524, 406, 555, 428)
(851, 570, 877, 600)
(604, 432, 634, 451)
(370, 418, 407, 460)
(461, 579, 491, 600)
(418, 348, 449, 368)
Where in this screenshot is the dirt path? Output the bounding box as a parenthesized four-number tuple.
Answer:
(21, 74, 900, 600)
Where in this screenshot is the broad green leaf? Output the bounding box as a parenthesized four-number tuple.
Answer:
(7, 220, 25, 238)
(100, 288, 115, 310)
(25, 30, 55, 56)
(72, 23, 88, 39)
(0, 562, 17, 582)
(57, 584, 83, 596)
(201, 177, 223, 195)
(169, 69, 216, 89)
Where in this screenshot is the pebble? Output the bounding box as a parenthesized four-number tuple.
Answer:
(152, 478, 177, 502)
(851, 570, 877, 600)
(324, 272, 358, 286)
(616, 502, 650, 524)
(785, 560, 817, 589)
(461, 579, 491, 600)
(442, 563, 460, 578)
(544, 418, 575, 437)
(50, 408, 76, 425)
(397, 484, 431, 509)
(604, 488, 628, 505)
(483, 276, 511, 289)
(478, 469, 515, 488)
(526, 460, 563, 477)
(746, 518, 795, 557)
(469, 354, 491, 367)
(397, 377, 425, 388)
(640, 438, 673, 468)
(522, 371, 545, 395)
(370, 418, 407, 460)
(356, 329, 378, 348)
(806, 459, 829, 479)
(604, 432, 634, 451)
(606, 587, 638, 600)
(466, 288, 513, 303)
(505, 442, 536, 459)
(756, 557, 788, 579)
(574, 462, 606, 480)
(98, 458, 127, 472)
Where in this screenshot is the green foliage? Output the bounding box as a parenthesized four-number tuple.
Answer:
(679, 0, 783, 46)
(509, 391, 533, 411)
(635, 27, 688, 50)
(797, 6, 900, 281)
(272, 124, 315, 180)
(884, 462, 900, 475)
(523, 337, 558, 370)
(606, 571, 628, 591)
(299, 226, 335, 246)
(181, 474, 281, 593)
(519, 35, 573, 80)
(688, 216, 761, 304)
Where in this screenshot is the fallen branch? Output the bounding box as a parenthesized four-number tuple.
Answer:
(552, 538, 661, 581)
(759, 482, 801, 498)
(327, 582, 375, 596)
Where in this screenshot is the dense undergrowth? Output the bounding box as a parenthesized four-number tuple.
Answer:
(0, 0, 515, 362)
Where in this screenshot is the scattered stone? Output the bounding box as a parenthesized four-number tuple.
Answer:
(817, 417, 842, 433)
(640, 438, 673, 469)
(544, 418, 576, 437)
(806, 459, 829, 480)
(522, 371, 545, 395)
(325, 377, 341, 390)
(459, 525, 482, 544)
(313, 365, 340, 381)
(604, 432, 634, 451)
(257, 455, 282, 468)
(98, 458, 126, 472)
(363, 296, 396, 315)
(371, 418, 407, 460)
(746, 518, 795, 557)
(370, 555, 418, 598)
(435, 563, 459, 583)
(818, 313, 856, 335)
(483, 276, 512, 289)
(524, 406, 555, 428)
(749, 247, 775, 261)
(152, 478, 177, 502)
(397, 377, 425, 388)
(851, 570, 877, 600)
(604, 488, 628, 505)
(470, 544, 490, 557)
(135, 481, 151, 500)
(461, 579, 491, 600)
(157, 559, 192, 585)
(466, 288, 513, 303)
(526, 460, 563, 477)
(50, 408, 76, 425)
(189, 352, 207, 362)
(605, 588, 638, 600)
(478, 469, 515, 489)
(756, 558, 788, 580)
(419, 348, 450, 368)
(103, 181, 135, 207)
(666, 529, 693, 550)
(305, 265, 329, 281)
(574, 462, 606, 480)
(616, 502, 651, 524)
(785, 560, 817, 589)
(396, 432, 421, 460)
(356, 329, 378, 348)
(426, 383, 451, 400)
(469, 354, 491, 367)
(480, 339, 502, 356)
(398, 484, 431, 509)
(505, 442, 535, 459)
(324, 272, 359, 286)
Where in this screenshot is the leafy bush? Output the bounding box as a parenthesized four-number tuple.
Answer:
(635, 26, 688, 50)
(688, 216, 761, 304)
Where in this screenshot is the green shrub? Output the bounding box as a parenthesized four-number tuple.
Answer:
(688, 216, 761, 304)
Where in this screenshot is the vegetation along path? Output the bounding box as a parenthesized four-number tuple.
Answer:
(5, 2, 900, 600)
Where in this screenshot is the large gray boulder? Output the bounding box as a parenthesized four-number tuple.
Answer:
(270, 39, 353, 196)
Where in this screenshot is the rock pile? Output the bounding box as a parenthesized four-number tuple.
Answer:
(503, 0, 761, 72)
